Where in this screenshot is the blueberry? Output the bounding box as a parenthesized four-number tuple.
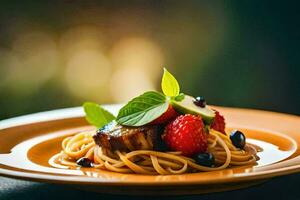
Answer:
(76, 157, 92, 167)
(193, 96, 206, 108)
(193, 153, 215, 167)
(230, 130, 246, 149)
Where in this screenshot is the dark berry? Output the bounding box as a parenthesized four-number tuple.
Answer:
(76, 157, 92, 167)
(193, 153, 215, 167)
(230, 130, 246, 149)
(193, 96, 206, 108)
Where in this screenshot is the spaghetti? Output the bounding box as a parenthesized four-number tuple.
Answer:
(49, 129, 261, 175)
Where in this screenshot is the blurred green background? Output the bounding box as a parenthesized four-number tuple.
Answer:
(0, 0, 299, 120)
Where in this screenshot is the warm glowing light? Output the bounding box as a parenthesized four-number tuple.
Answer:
(64, 49, 111, 101)
(110, 66, 155, 102)
(5, 31, 59, 93)
(110, 37, 164, 78)
(109, 37, 164, 102)
(59, 26, 105, 59)
(0, 49, 21, 88)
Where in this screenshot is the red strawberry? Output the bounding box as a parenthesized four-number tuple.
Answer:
(150, 105, 178, 125)
(211, 110, 226, 134)
(163, 114, 207, 156)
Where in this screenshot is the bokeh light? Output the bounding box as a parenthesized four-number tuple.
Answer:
(109, 37, 164, 101)
(59, 26, 105, 59)
(110, 37, 164, 77)
(65, 49, 111, 101)
(110, 66, 155, 102)
(5, 30, 59, 94)
(0, 1, 298, 120)
(0, 49, 21, 88)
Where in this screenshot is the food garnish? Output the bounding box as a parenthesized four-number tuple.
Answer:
(83, 68, 215, 127)
(50, 67, 261, 175)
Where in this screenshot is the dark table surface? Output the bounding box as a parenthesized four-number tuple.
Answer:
(1, 174, 300, 200)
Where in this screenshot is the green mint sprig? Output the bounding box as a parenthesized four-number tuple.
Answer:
(116, 91, 168, 126)
(83, 68, 185, 127)
(83, 102, 115, 128)
(161, 68, 180, 97)
(161, 68, 185, 102)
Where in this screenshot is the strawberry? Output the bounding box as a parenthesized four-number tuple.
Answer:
(210, 110, 226, 134)
(163, 114, 207, 156)
(150, 105, 178, 125)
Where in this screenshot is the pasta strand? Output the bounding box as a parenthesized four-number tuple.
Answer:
(49, 129, 260, 175)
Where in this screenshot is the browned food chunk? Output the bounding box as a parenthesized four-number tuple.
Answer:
(93, 121, 162, 152)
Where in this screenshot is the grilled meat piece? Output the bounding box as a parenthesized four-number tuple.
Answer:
(93, 121, 163, 152)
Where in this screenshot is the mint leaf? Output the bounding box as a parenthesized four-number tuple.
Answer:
(161, 68, 180, 97)
(83, 102, 116, 128)
(116, 91, 169, 126)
